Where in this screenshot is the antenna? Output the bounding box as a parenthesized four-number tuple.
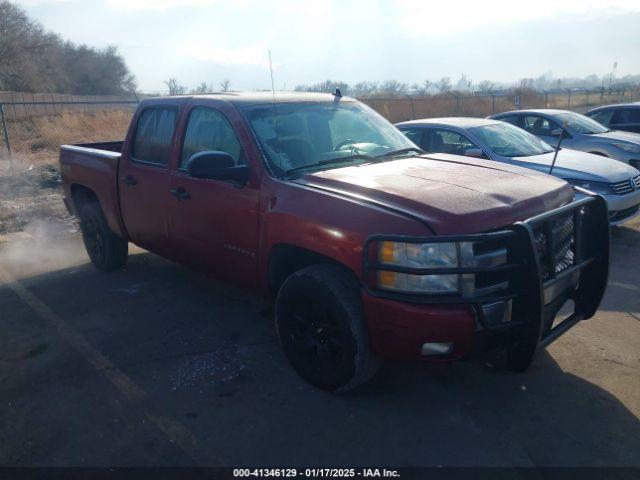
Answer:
(268, 50, 282, 170)
(549, 121, 567, 176)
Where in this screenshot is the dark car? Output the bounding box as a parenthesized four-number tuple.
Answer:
(586, 103, 640, 135)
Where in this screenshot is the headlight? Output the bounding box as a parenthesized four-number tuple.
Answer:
(565, 179, 612, 195)
(377, 241, 459, 293)
(612, 142, 640, 154)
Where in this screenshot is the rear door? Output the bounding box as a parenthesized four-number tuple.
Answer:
(166, 102, 261, 289)
(119, 104, 180, 256)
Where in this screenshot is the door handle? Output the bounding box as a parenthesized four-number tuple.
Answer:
(122, 175, 138, 186)
(170, 187, 191, 201)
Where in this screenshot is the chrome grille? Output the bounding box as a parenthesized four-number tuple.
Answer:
(534, 213, 575, 281)
(610, 174, 640, 195)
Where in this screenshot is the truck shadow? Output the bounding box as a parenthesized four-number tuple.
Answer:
(1, 249, 639, 466)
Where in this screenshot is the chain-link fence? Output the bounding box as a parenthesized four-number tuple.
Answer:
(0, 92, 138, 171)
(360, 88, 639, 124)
(1, 87, 638, 168)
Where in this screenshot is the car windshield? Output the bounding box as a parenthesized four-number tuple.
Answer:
(240, 101, 417, 176)
(555, 111, 609, 134)
(468, 122, 555, 157)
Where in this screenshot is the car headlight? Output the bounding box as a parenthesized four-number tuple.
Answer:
(565, 179, 612, 195)
(612, 142, 640, 154)
(377, 241, 459, 293)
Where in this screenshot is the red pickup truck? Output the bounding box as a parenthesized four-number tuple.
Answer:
(60, 92, 610, 392)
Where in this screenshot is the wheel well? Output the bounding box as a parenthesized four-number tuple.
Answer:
(268, 244, 351, 294)
(70, 184, 99, 214)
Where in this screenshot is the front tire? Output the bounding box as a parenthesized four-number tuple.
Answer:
(275, 264, 380, 392)
(79, 202, 128, 271)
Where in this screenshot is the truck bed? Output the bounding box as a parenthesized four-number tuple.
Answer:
(59, 140, 125, 238)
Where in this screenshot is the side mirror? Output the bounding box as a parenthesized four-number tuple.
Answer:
(550, 128, 563, 137)
(465, 148, 484, 158)
(186, 151, 248, 185)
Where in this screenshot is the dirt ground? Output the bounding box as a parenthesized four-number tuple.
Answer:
(0, 208, 639, 466)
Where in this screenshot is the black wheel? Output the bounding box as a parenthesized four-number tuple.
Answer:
(79, 202, 128, 271)
(275, 264, 380, 392)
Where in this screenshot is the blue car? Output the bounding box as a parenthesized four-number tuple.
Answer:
(396, 117, 640, 225)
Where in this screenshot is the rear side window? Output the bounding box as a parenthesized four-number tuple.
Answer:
(588, 110, 614, 126)
(522, 115, 556, 136)
(427, 129, 476, 155)
(399, 128, 424, 148)
(132, 107, 178, 165)
(180, 107, 244, 168)
(497, 115, 520, 127)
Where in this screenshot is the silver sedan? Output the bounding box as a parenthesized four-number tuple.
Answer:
(489, 109, 640, 170)
(396, 117, 640, 226)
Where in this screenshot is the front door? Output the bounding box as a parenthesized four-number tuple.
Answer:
(166, 104, 260, 289)
(119, 105, 179, 256)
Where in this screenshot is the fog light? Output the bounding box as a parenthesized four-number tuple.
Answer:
(421, 342, 454, 356)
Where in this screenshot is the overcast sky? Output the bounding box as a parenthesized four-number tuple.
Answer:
(15, 0, 640, 92)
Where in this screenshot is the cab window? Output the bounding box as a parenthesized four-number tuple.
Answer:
(180, 107, 244, 168)
(132, 107, 178, 165)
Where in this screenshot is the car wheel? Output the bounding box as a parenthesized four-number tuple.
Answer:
(79, 202, 128, 271)
(275, 264, 380, 392)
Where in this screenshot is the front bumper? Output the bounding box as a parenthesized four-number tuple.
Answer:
(362, 192, 610, 361)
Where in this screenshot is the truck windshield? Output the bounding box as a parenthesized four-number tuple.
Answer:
(469, 122, 556, 157)
(240, 101, 417, 176)
(555, 111, 609, 134)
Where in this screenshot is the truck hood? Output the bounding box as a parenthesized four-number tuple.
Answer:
(295, 154, 574, 235)
(511, 148, 637, 183)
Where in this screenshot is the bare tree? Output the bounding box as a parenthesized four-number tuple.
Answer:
(220, 79, 231, 92)
(379, 79, 409, 95)
(435, 77, 451, 93)
(0, 1, 136, 94)
(423, 80, 433, 94)
(192, 82, 210, 94)
(477, 80, 495, 94)
(164, 78, 185, 95)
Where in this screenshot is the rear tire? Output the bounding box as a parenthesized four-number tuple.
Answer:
(275, 264, 380, 392)
(79, 202, 128, 271)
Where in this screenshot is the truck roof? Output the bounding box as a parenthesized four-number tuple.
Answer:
(141, 91, 357, 106)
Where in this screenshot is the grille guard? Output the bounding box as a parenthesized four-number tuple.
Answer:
(363, 190, 610, 347)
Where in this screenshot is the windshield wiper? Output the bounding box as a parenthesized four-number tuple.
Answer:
(285, 154, 375, 176)
(375, 147, 424, 158)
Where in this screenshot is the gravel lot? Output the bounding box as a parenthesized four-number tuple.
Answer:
(0, 216, 639, 467)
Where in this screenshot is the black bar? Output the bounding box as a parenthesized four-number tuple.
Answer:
(0, 103, 11, 155)
(539, 312, 585, 348)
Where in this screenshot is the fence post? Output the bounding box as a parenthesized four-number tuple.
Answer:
(544, 91, 548, 108)
(405, 94, 416, 120)
(567, 90, 571, 108)
(0, 103, 13, 171)
(491, 94, 495, 114)
(586, 91, 590, 109)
